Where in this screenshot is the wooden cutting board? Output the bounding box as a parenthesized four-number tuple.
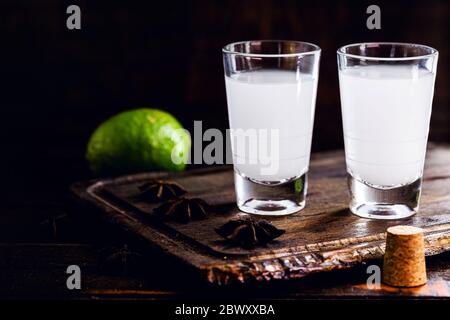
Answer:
(72, 145, 450, 285)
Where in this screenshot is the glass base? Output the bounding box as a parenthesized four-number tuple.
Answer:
(348, 174, 421, 220)
(234, 171, 307, 216)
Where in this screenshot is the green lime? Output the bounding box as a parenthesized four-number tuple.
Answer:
(86, 108, 191, 175)
(294, 178, 304, 194)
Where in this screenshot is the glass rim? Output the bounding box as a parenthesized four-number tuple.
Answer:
(222, 40, 321, 57)
(337, 42, 438, 61)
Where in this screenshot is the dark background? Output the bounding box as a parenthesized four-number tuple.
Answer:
(0, 0, 449, 299)
(1, 0, 449, 205)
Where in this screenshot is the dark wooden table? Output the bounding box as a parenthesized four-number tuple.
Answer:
(1, 146, 450, 299)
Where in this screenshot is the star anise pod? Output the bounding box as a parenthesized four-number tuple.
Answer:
(39, 209, 68, 239)
(154, 197, 209, 223)
(137, 180, 186, 202)
(215, 218, 285, 248)
(101, 244, 143, 275)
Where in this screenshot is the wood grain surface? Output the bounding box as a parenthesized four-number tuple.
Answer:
(72, 145, 450, 285)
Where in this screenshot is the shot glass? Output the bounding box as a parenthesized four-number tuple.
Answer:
(337, 42, 438, 219)
(223, 40, 321, 215)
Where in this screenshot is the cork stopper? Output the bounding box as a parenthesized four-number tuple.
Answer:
(382, 225, 427, 287)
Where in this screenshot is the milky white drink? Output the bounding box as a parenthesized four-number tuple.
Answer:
(225, 69, 317, 182)
(339, 65, 435, 187)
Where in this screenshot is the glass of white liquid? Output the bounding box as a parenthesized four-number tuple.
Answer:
(223, 40, 321, 215)
(338, 42, 438, 220)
